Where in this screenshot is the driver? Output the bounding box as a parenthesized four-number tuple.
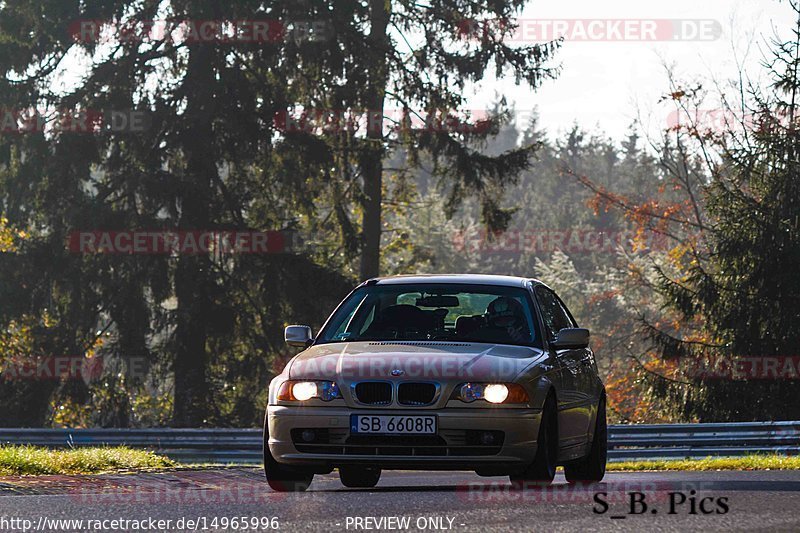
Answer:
(475, 296, 531, 344)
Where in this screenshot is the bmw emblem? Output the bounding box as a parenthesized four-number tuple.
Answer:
(391, 369, 405, 377)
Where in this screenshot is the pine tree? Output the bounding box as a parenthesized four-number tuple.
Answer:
(0, 0, 351, 425)
(276, 0, 559, 278)
(647, 7, 800, 420)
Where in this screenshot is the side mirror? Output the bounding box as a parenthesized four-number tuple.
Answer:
(285, 325, 313, 347)
(551, 328, 590, 349)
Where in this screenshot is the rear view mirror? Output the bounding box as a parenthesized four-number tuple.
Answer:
(416, 295, 460, 307)
(285, 325, 313, 347)
(551, 328, 590, 349)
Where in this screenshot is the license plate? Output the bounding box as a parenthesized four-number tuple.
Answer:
(350, 414, 437, 435)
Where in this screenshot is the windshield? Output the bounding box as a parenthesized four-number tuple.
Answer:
(316, 283, 540, 347)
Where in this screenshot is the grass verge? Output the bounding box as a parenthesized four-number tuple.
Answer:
(607, 454, 800, 472)
(2, 447, 797, 476)
(0, 445, 175, 476)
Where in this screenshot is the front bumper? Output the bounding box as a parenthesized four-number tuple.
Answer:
(267, 405, 542, 469)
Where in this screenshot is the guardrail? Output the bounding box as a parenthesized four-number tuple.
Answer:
(0, 422, 798, 464)
(608, 421, 800, 460)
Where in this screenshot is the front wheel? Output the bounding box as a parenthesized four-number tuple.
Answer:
(263, 420, 314, 492)
(510, 394, 558, 487)
(339, 466, 381, 488)
(564, 395, 607, 483)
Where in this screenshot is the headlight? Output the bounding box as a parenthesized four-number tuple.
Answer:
(292, 382, 318, 401)
(484, 384, 509, 403)
(455, 383, 529, 404)
(277, 380, 342, 402)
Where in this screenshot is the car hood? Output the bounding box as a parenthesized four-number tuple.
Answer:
(287, 341, 546, 384)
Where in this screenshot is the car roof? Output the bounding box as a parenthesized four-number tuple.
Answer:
(362, 274, 548, 289)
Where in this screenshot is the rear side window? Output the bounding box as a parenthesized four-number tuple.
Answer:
(535, 287, 574, 340)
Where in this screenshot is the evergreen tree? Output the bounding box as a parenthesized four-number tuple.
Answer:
(645, 6, 800, 420)
(0, 0, 352, 426)
(276, 0, 559, 278)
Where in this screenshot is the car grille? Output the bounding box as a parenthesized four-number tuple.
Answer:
(354, 382, 392, 405)
(397, 383, 437, 406)
(291, 429, 504, 456)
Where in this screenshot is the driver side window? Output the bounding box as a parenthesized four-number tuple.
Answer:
(535, 287, 573, 340)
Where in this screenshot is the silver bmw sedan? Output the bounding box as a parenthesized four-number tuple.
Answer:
(264, 274, 606, 491)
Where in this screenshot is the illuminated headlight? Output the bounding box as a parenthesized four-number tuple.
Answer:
(277, 380, 341, 402)
(292, 382, 318, 401)
(455, 383, 529, 404)
(484, 384, 509, 403)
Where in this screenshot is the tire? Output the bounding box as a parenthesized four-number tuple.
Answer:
(510, 394, 558, 487)
(263, 417, 314, 492)
(339, 466, 381, 488)
(564, 395, 607, 484)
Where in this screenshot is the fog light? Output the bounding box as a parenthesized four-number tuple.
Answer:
(480, 431, 495, 445)
(301, 429, 316, 442)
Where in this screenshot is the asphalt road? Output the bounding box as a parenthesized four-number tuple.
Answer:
(0, 469, 799, 532)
